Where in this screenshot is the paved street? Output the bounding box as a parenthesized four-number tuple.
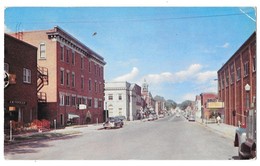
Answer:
(5, 115, 238, 160)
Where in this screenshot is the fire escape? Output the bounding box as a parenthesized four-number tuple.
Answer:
(37, 66, 48, 103)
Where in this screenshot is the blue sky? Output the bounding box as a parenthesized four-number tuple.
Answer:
(4, 7, 256, 103)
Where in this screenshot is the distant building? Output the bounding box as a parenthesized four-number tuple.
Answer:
(141, 79, 155, 114)
(4, 34, 38, 129)
(217, 32, 256, 126)
(10, 26, 106, 127)
(200, 93, 222, 120)
(154, 96, 166, 115)
(194, 95, 201, 119)
(104, 82, 142, 121)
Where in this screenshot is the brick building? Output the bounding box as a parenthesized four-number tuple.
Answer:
(217, 32, 256, 126)
(4, 34, 38, 129)
(11, 26, 106, 127)
(200, 93, 220, 120)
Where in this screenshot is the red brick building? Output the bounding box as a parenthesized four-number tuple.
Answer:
(200, 93, 220, 120)
(11, 26, 106, 127)
(217, 32, 256, 126)
(4, 34, 38, 128)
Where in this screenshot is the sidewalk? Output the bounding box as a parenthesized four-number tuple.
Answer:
(196, 119, 237, 140)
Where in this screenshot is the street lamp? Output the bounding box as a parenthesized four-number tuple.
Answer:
(244, 84, 251, 125)
(245, 83, 251, 110)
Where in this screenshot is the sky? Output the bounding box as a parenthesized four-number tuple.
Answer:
(3, 5, 256, 103)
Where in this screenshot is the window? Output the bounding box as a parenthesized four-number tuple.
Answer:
(81, 75, 84, 89)
(4, 63, 9, 73)
(71, 96, 76, 106)
(23, 68, 31, 83)
(221, 74, 225, 89)
(66, 71, 70, 87)
(88, 61, 91, 72)
(39, 43, 46, 59)
(94, 98, 98, 108)
(66, 49, 69, 63)
(77, 97, 82, 105)
(244, 62, 249, 77)
(60, 45, 64, 61)
(65, 95, 70, 106)
(71, 72, 75, 88)
(237, 67, 241, 81)
(118, 94, 122, 100)
(88, 79, 92, 91)
(230, 64, 234, 84)
(99, 82, 102, 93)
(88, 99, 92, 108)
(72, 51, 75, 65)
(60, 69, 64, 85)
(108, 94, 113, 100)
(59, 93, 65, 106)
(225, 70, 229, 86)
(81, 56, 84, 69)
(95, 81, 97, 92)
(98, 100, 102, 108)
(253, 57, 256, 72)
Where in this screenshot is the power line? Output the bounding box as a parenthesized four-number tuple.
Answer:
(6, 11, 255, 24)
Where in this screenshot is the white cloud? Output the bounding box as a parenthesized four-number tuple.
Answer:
(145, 72, 174, 84)
(117, 58, 139, 67)
(222, 42, 230, 48)
(217, 42, 230, 48)
(196, 71, 217, 83)
(182, 93, 197, 101)
(175, 64, 202, 82)
(4, 24, 12, 33)
(113, 67, 139, 82)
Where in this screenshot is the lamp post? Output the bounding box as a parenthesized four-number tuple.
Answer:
(244, 84, 251, 125)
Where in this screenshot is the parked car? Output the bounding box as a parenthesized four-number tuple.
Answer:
(103, 117, 124, 129)
(159, 114, 164, 118)
(148, 114, 154, 121)
(188, 115, 195, 122)
(153, 114, 158, 120)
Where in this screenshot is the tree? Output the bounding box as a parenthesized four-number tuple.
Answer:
(178, 100, 193, 110)
(165, 99, 177, 110)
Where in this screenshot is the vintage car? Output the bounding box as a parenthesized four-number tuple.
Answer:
(103, 117, 124, 129)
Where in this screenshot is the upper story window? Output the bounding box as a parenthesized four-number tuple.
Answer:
(253, 56, 256, 72)
(230, 64, 234, 84)
(225, 70, 229, 86)
(66, 71, 70, 87)
(23, 68, 31, 84)
(71, 72, 75, 88)
(88, 79, 92, 91)
(244, 62, 249, 77)
(81, 56, 84, 70)
(59, 93, 65, 106)
(81, 75, 84, 89)
(66, 49, 70, 63)
(237, 67, 241, 81)
(60, 68, 64, 85)
(88, 61, 91, 72)
(60, 45, 64, 61)
(39, 43, 46, 59)
(72, 51, 75, 65)
(108, 94, 113, 100)
(118, 94, 122, 100)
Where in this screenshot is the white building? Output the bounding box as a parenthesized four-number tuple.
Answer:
(104, 82, 142, 121)
(195, 95, 202, 119)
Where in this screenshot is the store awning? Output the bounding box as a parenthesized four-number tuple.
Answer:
(68, 113, 80, 119)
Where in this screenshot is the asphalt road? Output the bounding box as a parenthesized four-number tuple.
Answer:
(5, 114, 239, 160)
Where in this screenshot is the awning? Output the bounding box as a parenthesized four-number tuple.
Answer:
(68, 113, 80, 119)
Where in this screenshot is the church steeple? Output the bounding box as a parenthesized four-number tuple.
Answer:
(142, 79, 148, 93)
